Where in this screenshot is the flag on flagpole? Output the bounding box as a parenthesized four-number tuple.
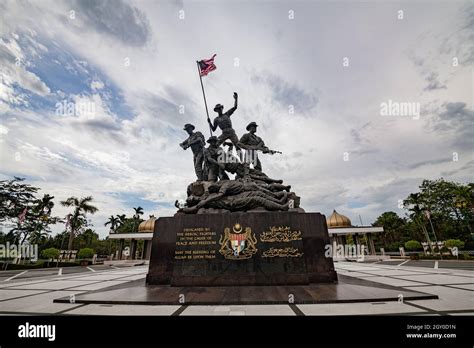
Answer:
(18, 207, 27, 224)
(198, 54, 217, 76)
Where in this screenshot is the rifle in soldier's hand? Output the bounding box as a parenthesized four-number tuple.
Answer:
(260, 147, 282, 155)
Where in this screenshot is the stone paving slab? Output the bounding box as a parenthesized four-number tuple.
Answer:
(64, 304, 180, 315)
(1, 262, 472, 315)
(337, 272, 379, 278)
(0, 289, 49, 301)
(53, 275, 437, 305)
(0, 279, 51, 288)
(181, 305, 295, 316)
(0, 290, 85, 313)
(391, 274, 474, 285)
(354, 276, 425, 287)
(5, 280, 102, 290)
(449, 312, 474, 316)
(298, 302, 423, 315)
(66, 280, 131, 291)
(404, 286, 474, 311)
(64, 274, 136, 281)
(448, 284, 474, 291)
(355, 269, 434, 277)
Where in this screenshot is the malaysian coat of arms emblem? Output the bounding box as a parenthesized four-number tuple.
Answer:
(219, 223, 258, 260)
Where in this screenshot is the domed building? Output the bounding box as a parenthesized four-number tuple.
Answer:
(326, 210, 384, 257)
(108, 215, 156, 262)
(138, 215, 157, 233)
(327, 210, 352, 228)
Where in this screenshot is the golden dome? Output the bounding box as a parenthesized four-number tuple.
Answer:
(138, 215, 156, 233)
(326, 210, 352, 228)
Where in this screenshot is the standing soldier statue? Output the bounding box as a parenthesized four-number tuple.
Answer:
(203, 136, 228, 182)
(240, 122, 281, 172)
(179, 124, 205, 181)
(208, 92, 241, 148)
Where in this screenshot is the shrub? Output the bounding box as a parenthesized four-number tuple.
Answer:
(77, 248, 95, 259)
(42, 248, 60, 260)
(445, 239, 465, 250)
(404, 240, 422, 251)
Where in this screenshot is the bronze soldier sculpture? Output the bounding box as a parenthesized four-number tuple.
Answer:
(176, 91, 299, 214)
(203, 136, 228, 182)
(179, 124, 205, 181)
(240, 121, 281, 172)
(180, 191, 290, 213)
(208, 92, 241, 147)
(207, 180, 288, 201)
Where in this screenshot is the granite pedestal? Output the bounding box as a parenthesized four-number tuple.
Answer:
(146, 212, 337, 286)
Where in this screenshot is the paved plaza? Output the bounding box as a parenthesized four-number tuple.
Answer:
(0, 261, 472, 316)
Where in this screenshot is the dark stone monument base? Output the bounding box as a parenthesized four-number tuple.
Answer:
(54, 274, 438, 305)
(146, 212, 337, 286)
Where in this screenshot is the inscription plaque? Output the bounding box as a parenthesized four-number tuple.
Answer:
(146, 212, 337, 286)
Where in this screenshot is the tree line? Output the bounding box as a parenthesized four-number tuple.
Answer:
(0, 177, 146, 256)
(372, 179, 473, 251)
(1, 176, 472, 255)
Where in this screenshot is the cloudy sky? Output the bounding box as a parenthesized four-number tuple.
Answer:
(0, 0, 472, 237)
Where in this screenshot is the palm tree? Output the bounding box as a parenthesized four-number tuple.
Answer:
(35, 194, 55, 216)
(61, 196, 98, 250)
(29, 229, 49, 245)
(133, 206, 144, 219)
(132, 206, 144, 233)
(116, 214, 126, 225)
(104, 215, 119, 233)
(404, 193, 432, 246)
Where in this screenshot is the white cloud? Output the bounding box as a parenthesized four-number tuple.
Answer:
(90, 79, 104, 90)
(0, 37, 51, 100)
(0, 0, 472, 237)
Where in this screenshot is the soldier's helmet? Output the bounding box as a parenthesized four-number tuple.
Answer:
(246, 122, 258, 131)
(213, 104, 224, 112)
(207, 136, 218, 143)
(183, 123, 195, 131)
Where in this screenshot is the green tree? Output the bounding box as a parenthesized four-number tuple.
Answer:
(116, 214, 126, 225)
(104, 215, 120, 232)
(404, 179, 473, 243)
(42, 247, 60, 266)
(61, 196, 98, 250)
(444, 239, 465, 249)
(75, 229, 98, 249)
(133, 206, 144, 218)
(372, 211, 407, 245)
(404, 240, 422, 251)
(132, 206, 144, 233)
(0, 178, 61, 245)
(0, 177, 38, 222)
(78, 247, 95, 259)
(115, 218, 136, 233)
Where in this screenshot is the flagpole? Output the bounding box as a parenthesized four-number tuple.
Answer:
(196, 61, 213, 136)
